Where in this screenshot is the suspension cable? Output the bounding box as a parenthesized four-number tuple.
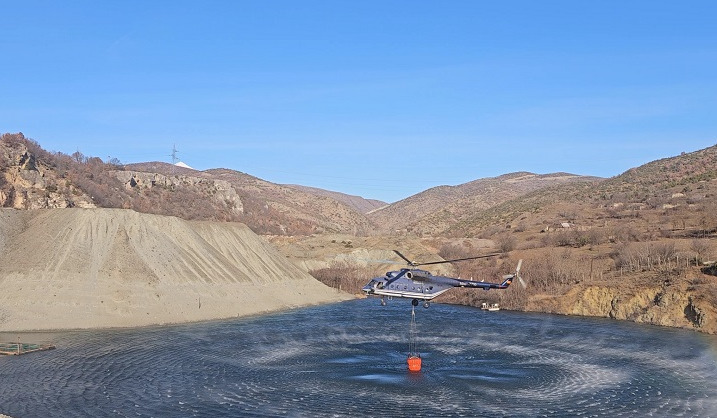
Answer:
(409, 305, 418, 356)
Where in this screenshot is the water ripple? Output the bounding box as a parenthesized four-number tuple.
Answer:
(1, 299, 716, 417)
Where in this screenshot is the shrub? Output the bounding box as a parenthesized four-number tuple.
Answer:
(496, 233, 517, 253)
(308, 262, 374, 294)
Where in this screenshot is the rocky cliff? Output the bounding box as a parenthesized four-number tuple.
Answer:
(112, 170, 244, 216)
(525, 277, 716, 334)
(0, 139, 95, 209)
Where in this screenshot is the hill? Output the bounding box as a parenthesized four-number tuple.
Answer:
(0, 133, 375, 236)
(0, 208, 349, 331)
(286, 184, 387, 214)
(0, 133, 606, 238)
(0, 134, 602, 238)
(368, 172, 599, 235)
(274, 145, 717, 334)
(445, 144, 717, 238)
(123, 162, 377, 235)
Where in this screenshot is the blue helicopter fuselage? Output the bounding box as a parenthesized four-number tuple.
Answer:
(362, 267, 515, 301)
(362, 268, 455, 300)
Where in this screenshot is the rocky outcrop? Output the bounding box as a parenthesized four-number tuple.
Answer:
(113, 170, 243, 215)
(0, 141, 94, 209)
(526, 280, 716, 334)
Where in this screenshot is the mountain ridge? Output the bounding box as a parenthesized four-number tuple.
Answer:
(1, 133, 600, 237)
(367, 171, 601, 235)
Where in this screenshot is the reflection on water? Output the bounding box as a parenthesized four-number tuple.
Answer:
(1, 299, 716, 417)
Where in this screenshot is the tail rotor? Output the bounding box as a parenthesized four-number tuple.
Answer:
(515, 259, 526, 289)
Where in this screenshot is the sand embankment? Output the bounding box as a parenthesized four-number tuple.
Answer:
(0, 209, 350, 331)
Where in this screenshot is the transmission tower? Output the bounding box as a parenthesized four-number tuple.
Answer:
(169, 144, 180, 175)
(170, 144, 179, 165)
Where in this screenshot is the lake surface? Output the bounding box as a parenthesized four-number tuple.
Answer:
(1, 299, 717, 417)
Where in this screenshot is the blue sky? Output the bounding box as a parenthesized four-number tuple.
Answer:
(2, 1, 716, 202)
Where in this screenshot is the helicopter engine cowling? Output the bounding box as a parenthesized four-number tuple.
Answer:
(405, 270, 431, 282)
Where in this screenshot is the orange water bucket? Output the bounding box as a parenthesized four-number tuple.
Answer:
(407, 355, 422, 372)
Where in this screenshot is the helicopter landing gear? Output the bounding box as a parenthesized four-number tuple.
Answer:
(380, 297, 386, 306)
(412, 299, 430, 308)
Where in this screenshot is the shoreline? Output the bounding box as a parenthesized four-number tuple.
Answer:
(0, 296, 353, 334)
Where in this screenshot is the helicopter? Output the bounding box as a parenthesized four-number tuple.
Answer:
(362, 250, 524, 308)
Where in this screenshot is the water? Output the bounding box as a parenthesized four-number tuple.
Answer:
(1, 299, 717, 417)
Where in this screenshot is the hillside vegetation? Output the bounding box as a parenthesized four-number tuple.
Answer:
(1, 133, 595, 237)
(0, 133, 374, 235)
(368, 172, 599, 235)
(286, 184, 387, 214)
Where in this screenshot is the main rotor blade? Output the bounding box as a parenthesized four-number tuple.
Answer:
(415, 253, 501, 266)
(355, 258, 404, 265)
(393, 250, 416, 266)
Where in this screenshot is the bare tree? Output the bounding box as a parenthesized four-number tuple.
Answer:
(71, 150, 86, 164)
(690, 239, 712, 264)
